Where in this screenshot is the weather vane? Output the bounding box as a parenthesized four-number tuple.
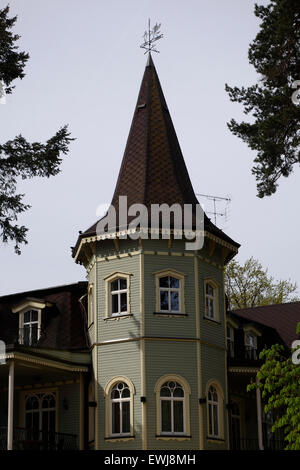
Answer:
(140, 19, 163, 54)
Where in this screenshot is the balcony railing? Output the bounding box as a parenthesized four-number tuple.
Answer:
(0, 426, 78, 450)
(230, 438, 285, 451)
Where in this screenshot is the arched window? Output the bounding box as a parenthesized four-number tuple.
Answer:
(110, 382, 131, 436)
(208, 385, 219, 438)
(160, 381, 185, 434)
(25, 392, 56, 441)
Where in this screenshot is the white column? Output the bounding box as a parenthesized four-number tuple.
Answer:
(256, 376, 264, 450)
(79, 372, 84, 450)
(7, 359, 14, 451)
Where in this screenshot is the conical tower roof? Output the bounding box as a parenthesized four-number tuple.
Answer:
(73, 55, 239, 259)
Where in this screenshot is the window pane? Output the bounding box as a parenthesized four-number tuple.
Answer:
(23, 325, 30, 345)
(160, 387, 171, 397)
(213, 404, 219, 436)
(170, 291, 179, 311)
(159, 276, 169, 288)
(161, 400, 171, 432)
(42, 410, 49, 433)
(122, 401, 130, 433)
(111, 294, 119, 314)
(112, 402, 120, 434)
(173, 386, 184, 397)
(31, 324, 38, 345)
(206, 284, 214, 296)
(169, 277, 179, 288)
(160, 290, 169, 311)
(120, 293, 127, 312)
(31, 310, 38, 322)
(119, 278, 127, 290)
(111, 280, 119, 292)
(208, 404, 213, 436)
(174, 401, 184, 433)
(23, 311, 31, 323)
(122, 387, 130, 398)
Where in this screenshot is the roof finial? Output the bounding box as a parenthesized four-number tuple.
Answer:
(140, 19, 163, 55)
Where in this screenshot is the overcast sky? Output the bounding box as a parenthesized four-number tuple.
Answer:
(1, 0, 299, 296)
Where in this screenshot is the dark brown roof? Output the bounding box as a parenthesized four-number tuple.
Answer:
(73, 55, 239, 255)
(233, 302, 300, 349)
(0, 282, 89, 351)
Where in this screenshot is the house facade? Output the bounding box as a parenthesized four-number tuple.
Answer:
(0, 55, 296, 450)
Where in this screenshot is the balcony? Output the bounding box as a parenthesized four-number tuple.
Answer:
(0, 426, 78, 450)
(231, 438, 285, 451)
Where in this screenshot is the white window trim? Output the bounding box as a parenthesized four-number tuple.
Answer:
(204, 279, 219, 321)
(104, 272, 132, 318)
(160, 383, 186, 435)
(154, 374, 191, 437)
(205, 380, 224, 440)
(153, 269, 185, 314)
(20, 309, 40, 346)
(88, 283, 94, 327)
(104, 376, 135, 439)
(12, 298, 51, 346)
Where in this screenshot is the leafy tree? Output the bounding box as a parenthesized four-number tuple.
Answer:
(225, 257, 299, 309)
(0, 5, 73, 254)
(225, 0, 300, 198)
(247, 323, 300, 450)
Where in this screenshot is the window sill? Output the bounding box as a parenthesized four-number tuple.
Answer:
(105, 435, 135, 442)
(153, 312, 188, 318)
(104, 314, 133, 321)
(206, 436, 225, 444)
(156, 435, 191, 441)
(203, 316, 221, 325)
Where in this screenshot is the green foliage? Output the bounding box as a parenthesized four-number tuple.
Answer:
(247, 341, 300, 450)
(225, 256, 299, 309)
(0, 5, 74, 254)
(225, 0, 300, 197)
(0, 5, 29, 94)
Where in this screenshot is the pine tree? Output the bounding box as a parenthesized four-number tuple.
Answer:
(0, 5, 73, 254)
(225, 0, 300, 197)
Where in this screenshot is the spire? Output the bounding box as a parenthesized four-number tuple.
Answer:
(110, 54, 199, 215)
(73, 55, 240, 258)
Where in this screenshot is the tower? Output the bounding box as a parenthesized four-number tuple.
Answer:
(73, 53, 239, 450)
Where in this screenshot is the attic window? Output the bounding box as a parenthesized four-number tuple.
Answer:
(12, 298, 51, 347)
(137, 103, 146, 111)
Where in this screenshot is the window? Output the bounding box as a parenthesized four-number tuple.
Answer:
(104, 376, 135, 440)
(104, 273, 131, 318)
(88, 284, 94, 325)
(154, 374, 191, 438)
(24, 392, 56, 442)
(208, 385, 219, 438)
(227, 326, 234, 358)
(159, 276, 180, 313)
(110, 278, 128, 315)
(160, 381, 185, 434)
(21, 310, 39, 346)
(230, 402, 241, 450)
(110, 382, 131, 436)
(245, 332, 257, 359)
(154, 270, 185, 315)
(204, 279, 219, 321)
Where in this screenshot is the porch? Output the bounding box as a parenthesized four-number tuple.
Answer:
(0, 346, 90, 450)
(0, 425, 77, 450)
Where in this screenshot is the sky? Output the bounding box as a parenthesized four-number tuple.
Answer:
(1, 0, 299, 296)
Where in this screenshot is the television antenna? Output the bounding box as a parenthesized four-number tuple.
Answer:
(196, 193, 231, 226)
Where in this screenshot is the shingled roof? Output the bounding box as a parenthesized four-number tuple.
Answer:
(73, 54, 239, 256)
(233, 302, 300, 349)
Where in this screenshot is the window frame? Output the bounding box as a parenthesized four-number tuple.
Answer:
(205, 380, 224, 441)
(110, 382, 131, 437)
(154, 270, 185, 315)
(104, 376, 135, 441)
(104, 272, 132, 319)
(243, 325, 262, 360)
(204, 279, 219, 322)
(160, 381, 186, 435)
(154, 374, 191, 439)
(12, 299, 49, 346)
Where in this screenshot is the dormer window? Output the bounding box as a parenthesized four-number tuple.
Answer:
(12, 298, 49, 347)
(243, 325, 261, 360)
(245, 332, 257, 360)
(21, 310, 39, 346)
